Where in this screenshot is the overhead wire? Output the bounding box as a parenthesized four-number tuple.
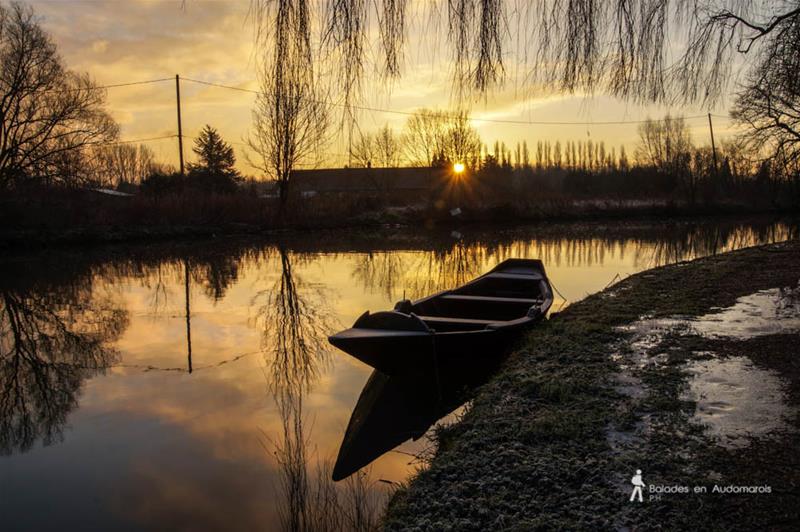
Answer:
(54, 75, 734, 154)
(180, 77, 724, 126)
(40, 77, 174, 94)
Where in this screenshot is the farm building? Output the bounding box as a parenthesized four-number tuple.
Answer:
(291, 167, 450, 204)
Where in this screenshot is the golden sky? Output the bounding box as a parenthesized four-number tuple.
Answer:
(33, 0, 742, 175)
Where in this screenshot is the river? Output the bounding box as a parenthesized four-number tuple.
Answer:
(0, 217, 796, 531)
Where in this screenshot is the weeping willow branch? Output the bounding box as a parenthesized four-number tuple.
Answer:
(244, 1, 798, 108)
(377, 0, 407, 78)
(248, 1, 329, 212)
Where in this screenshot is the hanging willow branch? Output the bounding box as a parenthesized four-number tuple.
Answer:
(322, 0, 368, 119)
(377, 0, 407, 78)
(248, 1, 329, 212)
(245, 1, 799, 107)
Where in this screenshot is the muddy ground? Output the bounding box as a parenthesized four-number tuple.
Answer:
(384, 240, 800, 531)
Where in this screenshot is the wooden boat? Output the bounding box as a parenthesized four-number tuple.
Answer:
(328, 259, 553, 375)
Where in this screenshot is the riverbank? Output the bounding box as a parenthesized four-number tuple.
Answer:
(384, 240, 800, 530)
(1, 188, 796, 249)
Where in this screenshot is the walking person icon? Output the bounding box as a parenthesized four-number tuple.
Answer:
(630, 470, 645, 502)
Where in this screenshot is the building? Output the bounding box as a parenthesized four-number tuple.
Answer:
(291, 167, 449, 205)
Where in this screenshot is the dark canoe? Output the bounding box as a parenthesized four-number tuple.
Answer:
(328, 258, 553, 375)
(332, 357, 503, 481)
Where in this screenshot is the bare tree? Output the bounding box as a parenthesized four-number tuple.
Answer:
(636, 114, 698, 203)
(349, 131, 374, 168)
(90, 144, 156, 187)
(248, 0, 329, 214)
(635, 115, 692, 169)
(0, 2, 118, 189)
(731, 13, 800, 179)
(373, 124, 402, 167)
(403, 109, 447, 166)
(442, 111, 481, 167)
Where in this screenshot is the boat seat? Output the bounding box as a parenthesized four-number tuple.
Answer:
(486, 272, 542, 280)
(441, 294, 540, 304)
(418, 315, 500, 326)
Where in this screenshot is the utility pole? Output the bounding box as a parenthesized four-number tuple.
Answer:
(176, 74, 185, 176)
(708, 113, 718, 173)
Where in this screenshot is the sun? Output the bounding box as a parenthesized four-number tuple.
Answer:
(453, 162, 465, 174)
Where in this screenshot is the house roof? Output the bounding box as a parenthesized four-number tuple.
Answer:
(292, 167, 447, 192)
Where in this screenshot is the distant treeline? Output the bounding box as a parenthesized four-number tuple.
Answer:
(431, 115, 798, 209)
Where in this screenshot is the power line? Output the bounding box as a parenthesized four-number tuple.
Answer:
(34, 73, 731, 128)
(183, 77, 260, 95)
(87, 78, 175, 90)
(181, 76, 719, 126)
(30, 73, 733, 127)
(42, 77, 174, 94)
(68, 75, 735, 155)
(88, 135, 177, 146)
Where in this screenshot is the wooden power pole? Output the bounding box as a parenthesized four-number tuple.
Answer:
(176, 74, 185, 176)
(708, 113, 718, 173)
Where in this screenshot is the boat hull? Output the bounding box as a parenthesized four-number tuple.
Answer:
(328, 259, 553, 374)
(329, 314, 541, 375)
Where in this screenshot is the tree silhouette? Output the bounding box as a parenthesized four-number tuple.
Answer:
(186, 125, 240, 193)
(732, 14, 800, 180)
(402, 109, 447, 167)
(90, 143, 157, 187)
(0, 3, 117, 189)
(247, 1, 329, 216)
(348, 131, 375, 168)
(245, 1, 799, 106)
(190, 125, 239, 178)
(374, 125, 402, 167)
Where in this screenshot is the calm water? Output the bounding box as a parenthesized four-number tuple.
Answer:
(1, 218, 797, 531)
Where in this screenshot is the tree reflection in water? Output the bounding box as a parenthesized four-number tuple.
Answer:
(254, 245, 382, 532)
(0, 283, 127, 455)
(254, 246, 334, 397)
(351, 219, 799, 301)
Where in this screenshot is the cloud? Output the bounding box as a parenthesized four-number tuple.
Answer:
(27, 0, 737, 172)
(91, 39, 109, 53)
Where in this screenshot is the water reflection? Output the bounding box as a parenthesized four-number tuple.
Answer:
(256, 246, 331, 531)
(184, 258, 193, 373)
(333, 356, 504, 482)
(254, 246, 336, 396)
(255, 246, 382, 531)
(349, 220, 798, 300)
(0, 278, 127, 455)
(0, 216, 797, 530)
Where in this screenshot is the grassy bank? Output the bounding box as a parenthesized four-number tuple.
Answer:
(384, 240, 800, 530)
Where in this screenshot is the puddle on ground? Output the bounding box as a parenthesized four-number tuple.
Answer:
(615, 318, 689, 369)
(682, 356, 790, 448)
(606, 370, 652, 454)
(616, 281, 800, 359)
(692, 282, 800, 339)
(612, 282, 799, 449)
(612, 372, 646, 399)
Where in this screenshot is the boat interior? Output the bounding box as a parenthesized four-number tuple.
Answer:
(395, 266, 548, 332)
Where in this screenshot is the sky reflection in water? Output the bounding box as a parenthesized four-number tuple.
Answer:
(0, 218, 797, 531)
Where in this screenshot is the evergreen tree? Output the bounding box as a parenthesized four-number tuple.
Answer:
(190, 125, 239, 177)
(522, 141, 530, 168)
(619, 145, 630, 171)
(188, 125, 239, 193)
